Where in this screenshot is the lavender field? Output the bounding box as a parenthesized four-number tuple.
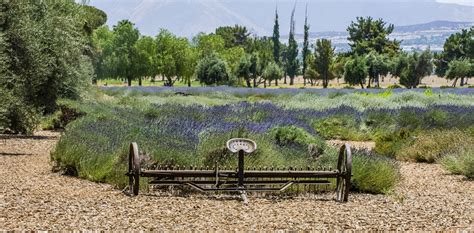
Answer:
(51, 87, 474, 194)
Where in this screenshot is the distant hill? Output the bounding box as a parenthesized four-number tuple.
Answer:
(395, 20, 473, 32)
(88, 0, 474, 37)
(288, 20, 473, 52)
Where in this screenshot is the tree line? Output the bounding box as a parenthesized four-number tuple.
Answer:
(93, 7, 473, 89)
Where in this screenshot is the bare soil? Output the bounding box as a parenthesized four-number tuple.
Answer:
(0, 131, 473, 231)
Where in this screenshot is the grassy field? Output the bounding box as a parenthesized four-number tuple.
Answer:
(49, 87, 474, 195)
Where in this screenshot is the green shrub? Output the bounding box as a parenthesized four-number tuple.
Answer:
(351, 149, 401, 194)
(0, 89, 40, 134)
(397, 129, 473, 162)
(440, 147, 474, 179)
(374, 128, 412, 158)
(314, 116, 370, 141)
(387, 84, 402, 89)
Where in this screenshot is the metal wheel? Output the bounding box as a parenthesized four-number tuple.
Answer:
(128, 142, 140, 195)
(336, 144, 352, 202)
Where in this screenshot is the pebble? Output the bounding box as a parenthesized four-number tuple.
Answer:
(0, 131, 473, 231)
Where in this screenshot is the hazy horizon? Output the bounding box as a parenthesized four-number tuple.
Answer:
(86, 0, 474, 37)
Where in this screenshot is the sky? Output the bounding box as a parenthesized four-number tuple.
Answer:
(86, 0, 474, 36)
(436, 0, 474, 6)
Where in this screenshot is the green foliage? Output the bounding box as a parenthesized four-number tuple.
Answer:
(351, 150, 401, 194)
(347, 16, 400, 55)
(155, 29, 194, 86)
(196, 54, 232, 86)
(374, 129, 411, 158)
(365, 52, 390, 88)
(0, 89, 39, 134)
(445, 58, 472, 87)
(435, 27, 473, 77)
(314, 116, 371, 141)
(111, 20, 140, 86)
(262, 62, 284, 84)
(270, 126, 326, 151)
(397, 129, 474, 163)
(439, 147, 474, 179)
(215, 25, 250, 49)
(1, 0, 93, 114)
(344, 55, 368, 88)
(313, 39, 335, 88)
(302, 7, 311, 86)
(272, 9, 280, 64)
(286, 5, 299, 85)
(399, 49, 433, 89)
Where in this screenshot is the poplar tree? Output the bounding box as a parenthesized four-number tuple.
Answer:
(286, 2, 299, 85)
(302, 4, 310, 86)
(272, 8, 280, 64)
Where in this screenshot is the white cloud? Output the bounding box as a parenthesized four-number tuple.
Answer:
(437, 0, 474, 6)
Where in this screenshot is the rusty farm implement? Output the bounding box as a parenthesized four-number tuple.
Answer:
(127, 138, 352, 202)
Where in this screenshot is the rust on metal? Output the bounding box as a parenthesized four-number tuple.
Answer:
(126, 139, 353, 202)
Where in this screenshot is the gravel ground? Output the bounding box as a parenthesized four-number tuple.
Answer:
(0, 131, 473, 231)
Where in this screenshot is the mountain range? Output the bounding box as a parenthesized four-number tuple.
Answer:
(88, 0, 474, 37)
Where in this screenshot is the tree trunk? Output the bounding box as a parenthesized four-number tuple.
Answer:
(127, 77, 132, 86)
(253, 78, 257, 88)
(275, 79, 278, 86)
(360, 82, 364, 89)
(452, 78, 458, 87)
(187, 77, 191, 87)
(290, 76, 294, 85)
(460, 77, 465, 87)
(303, 77, 306, 86)
(246, 79, 251, 88)
(138, 77, 142, 86)
(284, 75, 287, 84)
(367, 77, 371, 88)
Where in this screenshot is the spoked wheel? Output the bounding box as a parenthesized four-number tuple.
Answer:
(128, 142, 140, 196)
(336, 144, 352, 202)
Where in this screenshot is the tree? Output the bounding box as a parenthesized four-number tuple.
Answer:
(182, 46, 198, 87)
(272, 8, 280, 64)
(196, 54, 231, 86)
(304, 53, 319, 86)
(215, 25, 250, 49)
(446, 59, 472, 87)
(134, 36, 157, 85)
(302, 4, 310, 86)
(81, 5, 107, 36)
(237, 54, 252, 87)
(286, 3, 299, 85)
(1, 0, 95, 114)
(313, 39, 335, 88)
(391, 52, 410, 79)
(92, 25, 114, 83)
(435, 27, 473, 77)
(155, 29, 192, 86)
(194, 33, 225, 58)
(365, 52, 390, 88)
(263, 62, 283, 86)
(399, 49, 433, 89)
(344, 56, 368, 88)
(249, 36, 277, 85)
(220, 46, 246, 75)
(347, 17, 400, 56)
(111, 20, 140, 86)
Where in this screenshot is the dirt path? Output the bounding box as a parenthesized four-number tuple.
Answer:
(1, 131, 473, 231)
